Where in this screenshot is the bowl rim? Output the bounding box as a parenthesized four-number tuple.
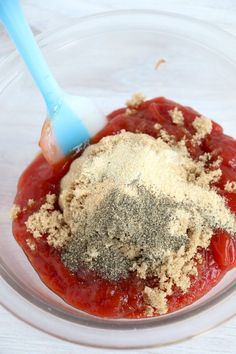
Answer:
(0, 8, 236, 349)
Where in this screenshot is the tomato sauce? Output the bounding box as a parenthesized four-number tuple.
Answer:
(12, 97, 236, 318)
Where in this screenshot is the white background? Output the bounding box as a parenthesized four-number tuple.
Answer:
(1, 1, 236, 353)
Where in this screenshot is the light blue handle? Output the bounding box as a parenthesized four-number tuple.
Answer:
(0, 0, 62, 116)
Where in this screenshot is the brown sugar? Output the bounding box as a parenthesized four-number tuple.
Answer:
(153, 123, 162, 130)
(168, 107, 184, 125)
(125, 108, 137, 117)
(27, 199, 35, 207)
(145, 305, 154, 317)
(25, 194, 70, 248)
(126, 92, 145, 108)
(225, 181, 236, 193)
(10, 204, 21, 220)
(144, 287, 168, 314)
(26, 238, 36, 251)
(192, 116, 212, 143)
(159, 129, 176, 144)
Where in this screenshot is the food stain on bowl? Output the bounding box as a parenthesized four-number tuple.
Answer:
(11, 94, 236, 318)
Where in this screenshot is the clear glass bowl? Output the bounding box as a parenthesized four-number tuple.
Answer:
(0, 10, 236, 349)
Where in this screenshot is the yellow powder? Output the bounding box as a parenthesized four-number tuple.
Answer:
(225, 181, 236, 193)
(168, 107, 184, 125)
(10, 204, 21, 220)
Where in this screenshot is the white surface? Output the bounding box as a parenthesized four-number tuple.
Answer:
(0, 1, 236, 353)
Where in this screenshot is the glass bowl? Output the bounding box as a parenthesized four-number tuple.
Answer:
(0, 10, 236, 349)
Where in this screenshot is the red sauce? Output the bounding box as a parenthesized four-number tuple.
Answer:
(12, 97, 236, 318)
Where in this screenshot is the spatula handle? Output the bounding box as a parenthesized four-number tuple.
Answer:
(0, 0, 62, 115)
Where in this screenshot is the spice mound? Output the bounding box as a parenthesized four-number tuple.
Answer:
(26, 131, 236, 314)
